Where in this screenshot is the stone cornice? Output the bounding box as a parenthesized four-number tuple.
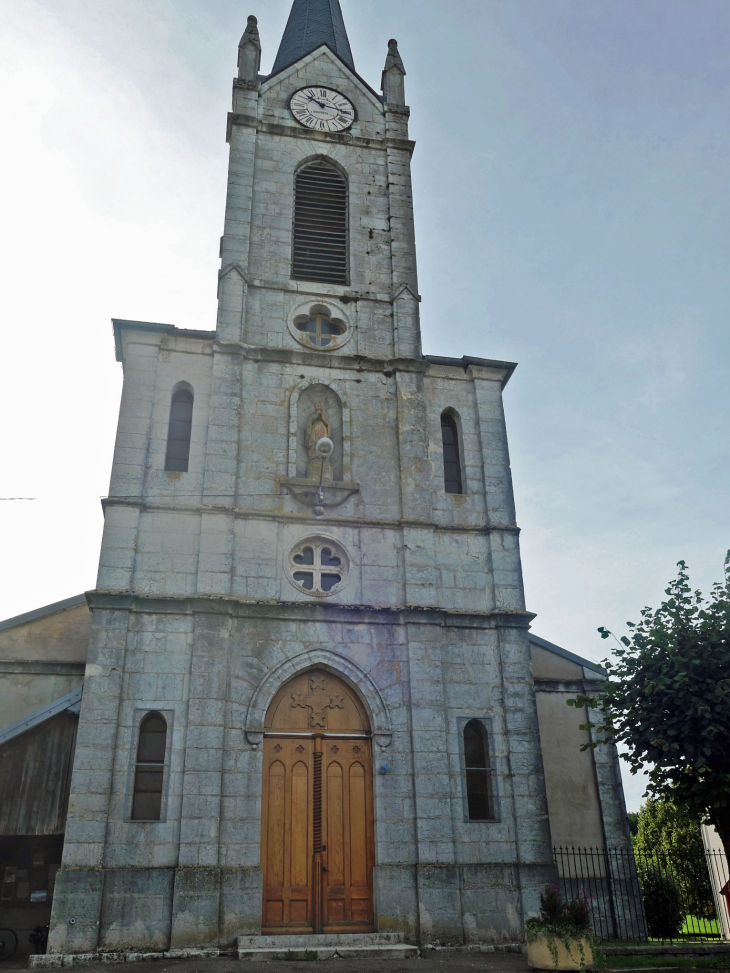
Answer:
(84, 589, 534, 630)
(100, 495, 520, 536)
(112, 320, 517, 387)
(226, 112, 415, 156)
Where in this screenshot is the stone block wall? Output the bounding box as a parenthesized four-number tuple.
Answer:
(48, 26, 559, 958)
(101, 334, 520, 620)
(48, 600, 552, 951)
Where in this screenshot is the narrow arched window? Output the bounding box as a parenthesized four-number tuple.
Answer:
(441, 412, 463, 494)
(292, 161, 348, 285)
(463, 719, 495, 821)
(164, 388, 193, 472)
(131, 712, 167, 821)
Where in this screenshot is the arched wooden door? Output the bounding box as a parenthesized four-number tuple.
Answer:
(261, 669, 375, 934)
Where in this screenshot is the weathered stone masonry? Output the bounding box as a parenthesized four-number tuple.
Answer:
(42, 2, 591, 953)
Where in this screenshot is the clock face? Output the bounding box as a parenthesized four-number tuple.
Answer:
(290, 87, 355, 133)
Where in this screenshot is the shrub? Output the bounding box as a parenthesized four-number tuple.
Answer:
(527, 884, 597, 971)
(565, 892, 592, 931)
(641, 868, 684, 940)
(540, 883, 566, 922)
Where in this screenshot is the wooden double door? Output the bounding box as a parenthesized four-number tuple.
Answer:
(260, 670, 375, 934)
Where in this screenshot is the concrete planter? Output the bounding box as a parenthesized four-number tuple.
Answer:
(527, 934, 594, 970)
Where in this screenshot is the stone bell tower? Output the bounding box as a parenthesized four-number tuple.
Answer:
(46, 0, 554, 957)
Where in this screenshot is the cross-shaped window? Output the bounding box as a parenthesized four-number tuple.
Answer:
(289, 539, 346, 595)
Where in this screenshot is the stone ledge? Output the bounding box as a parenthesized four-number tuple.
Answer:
(237, 932, 417, 962)
(238, 944, 418, 961)
(428, 942, 524, 953)
(84, 590, 535, 631)
(29, 949, 229, 968)
(281, 478, 360, 509)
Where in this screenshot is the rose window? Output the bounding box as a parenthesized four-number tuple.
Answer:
(289, 538, 347, 596)
(294, 312, 345, 349)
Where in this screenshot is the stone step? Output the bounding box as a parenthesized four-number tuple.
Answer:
(237, 932, 418, 961)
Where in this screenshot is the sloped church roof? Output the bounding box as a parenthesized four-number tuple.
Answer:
(271, 0, 355, 76)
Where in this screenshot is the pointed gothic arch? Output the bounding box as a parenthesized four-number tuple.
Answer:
(260, 667, 375, 933)
(244, 649, 392, 749)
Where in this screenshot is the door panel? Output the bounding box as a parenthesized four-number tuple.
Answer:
(327, 762, 345, 887)
(261, 740, 313, 931)
(322, 742, 374, 932)
(261, 669, 374, 935)
(264, 761, 286, 924)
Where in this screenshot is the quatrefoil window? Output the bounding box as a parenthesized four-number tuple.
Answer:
(288, 302, 351, 352)
(288, 538, 348, 597)
(294, 312, 345, 349)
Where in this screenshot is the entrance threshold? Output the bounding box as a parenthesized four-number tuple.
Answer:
(238, 933, 417, 961)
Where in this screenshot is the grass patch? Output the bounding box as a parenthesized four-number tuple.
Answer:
(681, 918, 722, 938)
(605, 957, 730, 970)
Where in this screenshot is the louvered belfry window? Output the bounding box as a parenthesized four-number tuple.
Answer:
(292, 161, 348, 285)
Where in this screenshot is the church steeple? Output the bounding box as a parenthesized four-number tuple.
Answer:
(271, 0, 355, 77)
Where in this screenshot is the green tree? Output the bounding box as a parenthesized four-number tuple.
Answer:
(569, 553, 730, 859)
(634, 798, 713, 918)
(627, 812, 639, 840)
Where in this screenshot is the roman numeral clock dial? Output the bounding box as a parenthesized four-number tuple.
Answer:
(289, 87, 355, 133)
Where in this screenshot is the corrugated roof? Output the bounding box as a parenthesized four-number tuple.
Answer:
(271, 0, 355, 76)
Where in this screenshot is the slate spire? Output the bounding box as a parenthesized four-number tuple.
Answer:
(271, 0, 355, 76)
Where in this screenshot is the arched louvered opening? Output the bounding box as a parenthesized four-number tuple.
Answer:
(165, 388, 193, 472)
(441, 411, 463, 494)
(463, 719, 495, 821)
(131, 712, 167, 821)
(292, 161, 348, 285)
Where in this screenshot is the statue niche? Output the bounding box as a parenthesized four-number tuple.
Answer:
(297, 384, 343, 481)
(306, 403, 332, 479)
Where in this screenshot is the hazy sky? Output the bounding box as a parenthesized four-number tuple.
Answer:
(1, 0, 728, 811)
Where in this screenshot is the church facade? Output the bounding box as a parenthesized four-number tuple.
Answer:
(0, 0, 632, 958)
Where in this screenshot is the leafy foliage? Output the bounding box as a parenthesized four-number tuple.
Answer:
(526, 884, 597, 971)
(635, 798, 713, 919)
(640, 867, 684, 940)
(568, 554, 730, 857)
(627, 812, 639, 839)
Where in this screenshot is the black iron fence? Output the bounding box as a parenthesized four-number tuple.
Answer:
(554, 845, 729, 943)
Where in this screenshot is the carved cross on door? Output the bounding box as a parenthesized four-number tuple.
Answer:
(291, 673, 345, 728)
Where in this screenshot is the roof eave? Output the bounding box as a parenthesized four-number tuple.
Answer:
(528, 632, 607, 676)
(0, 686, 83, 748)
(112, 319, 217, 365)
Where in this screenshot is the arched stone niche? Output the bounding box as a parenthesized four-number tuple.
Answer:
(297, 383, 344, 481)
(288, 378, 352, 481)
(284, 378, 359, 511)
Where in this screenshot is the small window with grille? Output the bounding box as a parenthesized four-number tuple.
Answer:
(165, 388, 193, 472)
(292, 161, 348, 285)
(288, 537, 348, 597)
(130, 712, 169, 821)
(441, 411, 464, 494)
(459, 718, 498, 822)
